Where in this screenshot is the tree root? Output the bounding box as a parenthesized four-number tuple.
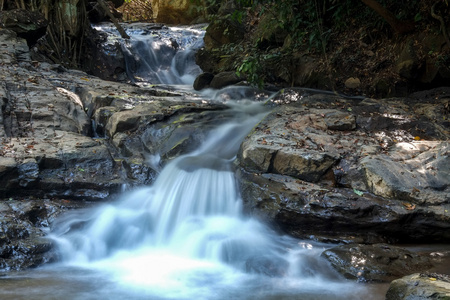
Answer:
(431, 1, 450, 49)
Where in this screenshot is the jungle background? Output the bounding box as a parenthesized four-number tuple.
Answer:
(1, 0, 449, 97)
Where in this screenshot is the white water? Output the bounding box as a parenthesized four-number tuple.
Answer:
(120, 26, 204, 85)
(0, 25, 382, 300)
(30, 101, 375, 300)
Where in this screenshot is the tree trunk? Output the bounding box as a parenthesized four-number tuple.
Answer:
(361, 0, 415, 34)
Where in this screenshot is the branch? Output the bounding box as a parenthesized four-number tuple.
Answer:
(97, 0, 130, 39)
(361, 0, 415, 34)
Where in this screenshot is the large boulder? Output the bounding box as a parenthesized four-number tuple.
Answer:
(321, 244, 433, 282)
(386, 273, 450, 300)
(237, 88, 450, 243)
(150, 0, 203, 24)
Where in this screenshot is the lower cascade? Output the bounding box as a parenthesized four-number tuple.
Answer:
(0, 25, 383, 300)
(43, 101, 371, 300)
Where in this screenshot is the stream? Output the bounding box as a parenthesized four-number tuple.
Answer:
(0, 24, 391, 300)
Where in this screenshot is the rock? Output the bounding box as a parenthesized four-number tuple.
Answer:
(193, 72, 214, 90)
(321, 244, 433, 282)
(209, 71, 242, 89)
(150, 0, 202, 24)
(324, 111, 356, 131)
(0, 9, 48, 45)
(272, 150, 337, 182)
(361, 142, 449, 204)
(238, 89, 450, 243)
(245, 255, 290, 277)
(0, 199, 91, 271)
(81, 27, 127, 81)
(386, 273, 450, 300)
(344, 77, 361, 89)
(396, 36, 450, 88)
(397, 59, 419, 80)
(203, 19, 244, 50)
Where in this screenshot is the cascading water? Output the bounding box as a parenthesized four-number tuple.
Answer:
(120, 25, 204, 85)
(0, 25, 383, 300)
(44, 101, 370, 300)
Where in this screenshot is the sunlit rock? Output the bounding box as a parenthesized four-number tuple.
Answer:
(150, 0, 203, 24)
(386, 273, 450, 300)
(322, 244, 433, 282)
(238, 88, 450, 243)
(361, 141, 449, 204)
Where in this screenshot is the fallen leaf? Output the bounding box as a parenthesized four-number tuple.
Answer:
(402, 203, 416, 210)
(414, 136, 421, 141)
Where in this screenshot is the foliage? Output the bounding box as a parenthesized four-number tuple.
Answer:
(202, 0, 450, 89)
(236, 55, 263, 88)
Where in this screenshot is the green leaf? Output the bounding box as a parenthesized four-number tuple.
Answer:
(353, 189, 363, 196)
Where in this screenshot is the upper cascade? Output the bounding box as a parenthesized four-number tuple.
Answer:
(94, 23, 205, 85)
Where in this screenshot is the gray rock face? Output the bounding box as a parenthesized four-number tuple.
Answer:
(321, 244, 433, 282)
(361, 142, 449, 204)
(0, 28, 227, 200)
(238, 89, 450, 243)
(386, 273, 450, 300)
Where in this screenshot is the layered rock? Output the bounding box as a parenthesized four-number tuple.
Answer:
(237, 88, 450, 243)
(386, 273, 450, 300)
(0, 28, 227, 199)
(321, 244, 433, 282)
(0, 28, 227, 269)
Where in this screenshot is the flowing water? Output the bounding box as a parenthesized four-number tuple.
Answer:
(0, 25, 388, 299)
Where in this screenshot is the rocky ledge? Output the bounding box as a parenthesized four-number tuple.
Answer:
(0, 28, 228, 270)
(237, 88, 449, 244)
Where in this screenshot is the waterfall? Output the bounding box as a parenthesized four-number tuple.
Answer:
(0, 24, 376, 300)
(119, 26, 204, 85)
(49, 100, 368, 299)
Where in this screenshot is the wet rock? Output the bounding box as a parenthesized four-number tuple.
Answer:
(0, 199, 89, 271)
(321, 244, 433, 282)
(193, 72, 214, 90)
(17, 159, 39, 188)
(209, 71, 242, 89)
(386, 273, 450, 300)
(245, 255, 289, 277)
(238, 88, 450, 243)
